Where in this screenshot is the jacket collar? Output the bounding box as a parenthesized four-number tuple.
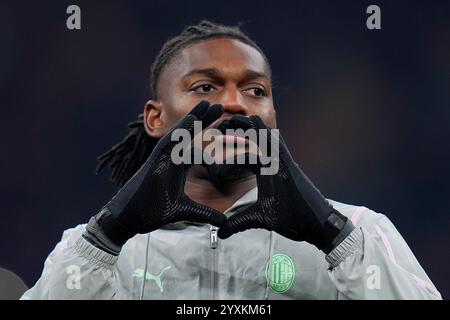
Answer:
(223, 187, 257, 216)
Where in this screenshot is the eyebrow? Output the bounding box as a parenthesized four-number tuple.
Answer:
(181, 67, 271, 82)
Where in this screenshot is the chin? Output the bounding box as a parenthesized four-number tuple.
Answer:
(203, 162, 254, 185)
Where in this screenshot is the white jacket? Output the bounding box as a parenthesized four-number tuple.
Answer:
(22, 188, 442, 299)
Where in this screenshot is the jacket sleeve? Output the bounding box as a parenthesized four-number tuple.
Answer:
(20, 224, 119, 300)
(325, 208, 442, 300)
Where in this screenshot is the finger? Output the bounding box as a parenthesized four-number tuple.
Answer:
(177, 102, 224, 138)
(248, 115, 271, 130)
(217, 207, 269, 239)
(229, 114, 254, 130)
(217, 114, 253, 132)
(187, 100, 211, 118)
(248, 115, 284, 173)
(168, 100, 222, 132)
(255, 172, 278, 198)
(186, 100, 225, 128)
(155, 101, 223, 159)
(249, 115, 286, 152)
(214, 115, 264, 174)
(176, 197, 227, 227)
(200, 103, 224, 129)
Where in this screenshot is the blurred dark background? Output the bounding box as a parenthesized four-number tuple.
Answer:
(0, 0, 449, 298)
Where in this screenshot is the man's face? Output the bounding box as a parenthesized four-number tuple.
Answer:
(153, 37, 277, 134)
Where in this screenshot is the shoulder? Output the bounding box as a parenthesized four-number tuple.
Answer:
(328, 199, 392, 229)
(47, 224, 88, 251)
(60, 224, 87, 240)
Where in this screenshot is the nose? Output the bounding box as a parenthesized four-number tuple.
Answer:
(219, 86, 249, 115)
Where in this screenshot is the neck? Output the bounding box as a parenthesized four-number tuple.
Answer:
(184, 165, 256, 213)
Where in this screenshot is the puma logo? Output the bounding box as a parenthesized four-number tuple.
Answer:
(133, 266, 171, 293)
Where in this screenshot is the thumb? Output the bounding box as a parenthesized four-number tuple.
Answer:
(218, 206, 268, 239)
(177, 197, 227, 227)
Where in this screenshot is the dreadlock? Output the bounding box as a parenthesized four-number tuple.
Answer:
(96, 20, 271, 187)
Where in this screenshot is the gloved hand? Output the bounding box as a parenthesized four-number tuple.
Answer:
(84, 101, 227, 254)
(217, 115, 355, 254)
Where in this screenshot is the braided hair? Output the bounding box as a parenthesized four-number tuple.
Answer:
(96, 20, 271, 187)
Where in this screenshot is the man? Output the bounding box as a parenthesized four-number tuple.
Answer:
(22, 20, 441, 300)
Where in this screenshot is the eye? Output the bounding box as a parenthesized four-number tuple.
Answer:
(191, 84, 216, 94)
(245, 87, 267, 97)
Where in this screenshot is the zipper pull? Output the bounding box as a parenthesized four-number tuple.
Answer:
(210, 226, 218, 249)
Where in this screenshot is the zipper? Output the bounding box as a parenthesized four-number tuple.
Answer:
(210, 225, 218, 300)
(210, 226, 218, 249)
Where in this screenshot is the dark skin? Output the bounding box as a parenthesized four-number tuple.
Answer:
(143, 38, 277, 213)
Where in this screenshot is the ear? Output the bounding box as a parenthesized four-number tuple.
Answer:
(143, 100, 166, 139)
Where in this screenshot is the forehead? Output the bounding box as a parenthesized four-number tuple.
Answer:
(180, 38, 268, 73)
(160, 38, 269, 87)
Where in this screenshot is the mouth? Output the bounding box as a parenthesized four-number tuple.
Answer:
(206, 117, 252, 146)
(211, 134, 250, 147)
(186, 115, 262, 166)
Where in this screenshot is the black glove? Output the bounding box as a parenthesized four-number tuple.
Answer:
(217, 115, 355, 254)
(84, 101, 227, 254)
